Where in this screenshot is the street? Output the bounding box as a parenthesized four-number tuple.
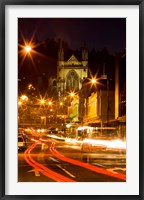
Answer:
(18, 137, 126, 182)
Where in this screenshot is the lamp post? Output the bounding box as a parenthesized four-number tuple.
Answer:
(90, 78, 99, 124)
(38, 98, 46, 128)
(91, 75, 110, 127)
(19, 41, 44, 128)
(69, 91, 80, 122)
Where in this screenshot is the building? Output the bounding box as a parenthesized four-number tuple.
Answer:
(79, 77, 115, 126)
(56, 42, 88, 98)
(114, 51, 126, 139)
(47, 42, 89, 125)
(115, 50, 126, 119)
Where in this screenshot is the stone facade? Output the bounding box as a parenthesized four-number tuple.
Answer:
(57, 44, 88, 97)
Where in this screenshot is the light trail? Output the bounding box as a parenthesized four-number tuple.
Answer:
(50, 142, 126, 181)
(24, 142, 75, 182)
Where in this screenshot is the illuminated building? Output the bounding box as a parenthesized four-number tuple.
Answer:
(57, 41, 88, 97)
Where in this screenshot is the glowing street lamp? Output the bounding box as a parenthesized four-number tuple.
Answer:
(24, 45, 31, 53)
(20, 95, 28, 101)
(91, 75, 110, 126)
(48, 101, 52, 106)
(18, 101, 22, 106)
(59, 102, 63, 106)
(91, 78, 97, 85)
(40, 99, 45, 105)
(19, 39, 44, 68)
(70, 92, 75, 97)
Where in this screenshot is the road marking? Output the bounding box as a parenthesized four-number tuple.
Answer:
(50, 142, 126, 181)
(27, 168, 40, 176)
(92, 163, 106, 168)
(49, 157, 60, 163)
(107, 167, 126, 174)
(56, 164, 76, 178)
(114, 167, 126, 172)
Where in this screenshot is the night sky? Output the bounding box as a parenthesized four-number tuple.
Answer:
(18, 18, 126, 93)
(18, 18, 126, 54)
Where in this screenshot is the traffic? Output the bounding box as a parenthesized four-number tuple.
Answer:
(18, 125, 126, 182)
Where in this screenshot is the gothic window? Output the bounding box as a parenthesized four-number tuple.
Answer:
(66, 70, 79, 91)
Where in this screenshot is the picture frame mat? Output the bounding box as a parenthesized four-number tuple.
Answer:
(5, 5, 139, 195)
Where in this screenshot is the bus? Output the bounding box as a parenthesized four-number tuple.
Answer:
(75, 126, 126, 153)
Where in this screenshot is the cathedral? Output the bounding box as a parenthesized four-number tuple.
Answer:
(55, 43, 89, 97)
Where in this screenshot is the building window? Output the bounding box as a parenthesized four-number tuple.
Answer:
(66, 70, 79, 91)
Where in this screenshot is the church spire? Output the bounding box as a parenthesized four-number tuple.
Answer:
(58, 39, 64, 61)
(82, 41, 88, 61)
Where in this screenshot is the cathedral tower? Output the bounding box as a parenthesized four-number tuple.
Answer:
(58, 40, 64, 66)
(57, 42, 88, 97)
(82, 42, 88, 67)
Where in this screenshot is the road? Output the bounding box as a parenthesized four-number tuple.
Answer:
(18, 137, 126, 182)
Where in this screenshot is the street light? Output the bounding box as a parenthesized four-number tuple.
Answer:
(40, 99, 45, 105)
(91, 75, 110, 127)
(20, 95, 28, 101)
(91, 78, 97, 84)
(90, 78, 99, 124)
(59, 102, 63, 106)
(48, 101, 52, 106)
(24, 45, 32, 53)
(70, 92, 75, 97)
(18, 101, 22, 106)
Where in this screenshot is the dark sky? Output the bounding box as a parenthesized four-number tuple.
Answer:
(18, 18, 126, 54)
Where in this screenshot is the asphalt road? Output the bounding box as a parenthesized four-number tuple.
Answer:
(18, 138, 126, 182)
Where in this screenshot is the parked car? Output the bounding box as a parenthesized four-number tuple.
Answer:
(18, 135, 27, 151)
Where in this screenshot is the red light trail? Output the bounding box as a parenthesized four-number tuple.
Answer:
(50, 142, 126, 181)
(24, 140, 126, 182)
(24, 142, 75, 182)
